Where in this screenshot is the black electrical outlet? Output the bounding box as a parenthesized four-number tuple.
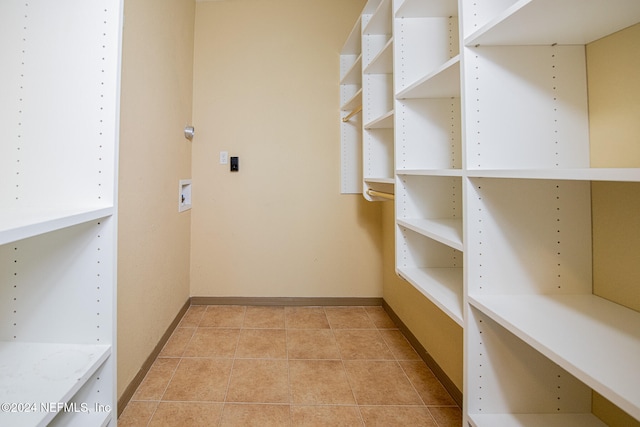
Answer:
(230, 156, 239, 172)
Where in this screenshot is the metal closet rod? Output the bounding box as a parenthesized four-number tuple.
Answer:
(342, 105, 362, 122)
(367, 189, 394, 200)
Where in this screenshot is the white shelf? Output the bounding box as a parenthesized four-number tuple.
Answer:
(341, 89, 362, 113)
(397, 267, 463, 326)
(397, 169, 463, 177)
(50, 410, 111, 427)
(464, 0, 640, 46)
(363, 0, 392, 35)
(0, 206, 114, 246)
(364, 110, 394, 129)
(397, 218, 462, 251)
(362, 0, 383, 15)
(363, 38, 393, 75)
(467, 168, 640, 182)
(340, 54, 362, 86)
(397, 56, 460, 99)
(341, 16, 362, 55)
(469, 413, 607, 427)
(0, 342, 111, 427)
(395, 0, 457, 18)
(469, 294, 640, 420)
(363, 108, 393, 187)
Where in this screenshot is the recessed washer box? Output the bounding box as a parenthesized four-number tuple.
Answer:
(179, 179, 192, 212)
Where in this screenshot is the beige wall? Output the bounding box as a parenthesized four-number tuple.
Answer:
(190, 0, 382, 298)
(381, 202, 463, 391)
(588, 23, 640, 169)
(117, 0, 195, 399)
(588, 23, 640, 427)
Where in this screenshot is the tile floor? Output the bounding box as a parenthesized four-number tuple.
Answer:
(118, 305, 462, 426)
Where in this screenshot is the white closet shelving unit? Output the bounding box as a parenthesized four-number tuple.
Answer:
(462, 0, 640, 425)
(0, 1, 122, 426)
(362, 0, 395, 200)
(340, 0, 396, 200)
(340, 17, 363, 194)
(393, 0, 463, 327)
(341, 0, 640, 425)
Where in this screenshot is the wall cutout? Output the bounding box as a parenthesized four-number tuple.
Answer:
(179, 179, 192, 212)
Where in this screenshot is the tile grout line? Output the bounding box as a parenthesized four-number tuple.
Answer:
(363, 306, 431, 424)
(397, 357, 443, 426)
(352, 309, 375, 426)
(217, 306, 246, 427)
(144, 358, 182, 426)
(285, 321, 293, 427)
(143, 401, 159, 427)
(374, 309, 446, 426)
(325, 306, 367, 427)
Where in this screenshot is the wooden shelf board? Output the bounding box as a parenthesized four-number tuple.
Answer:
(469, 413, 607, 427)
(469, 293, 640, 420)
(397, 56, 460, 99)
(0, 206, 114, 245)
(397, 218, 463, 251)
(0, 342, 111, 427)
(397, 267, 463, 326)
(464, 0, 640, 46)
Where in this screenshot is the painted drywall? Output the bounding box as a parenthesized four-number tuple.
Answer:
(588, 23, 640, 169)
(117, 0, 195, 399)
(592, 181, 640, 312)
(190, 0, 383, 298)
(587, 22, 640, 427)
(381, 202, 463, 392)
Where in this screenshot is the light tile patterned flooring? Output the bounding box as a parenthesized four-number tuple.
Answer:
(118, 305, 462, 426)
